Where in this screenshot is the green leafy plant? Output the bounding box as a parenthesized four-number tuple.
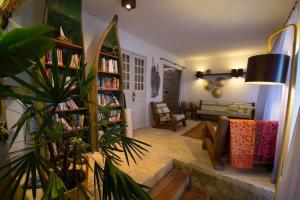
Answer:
(0, 26, 151, 200)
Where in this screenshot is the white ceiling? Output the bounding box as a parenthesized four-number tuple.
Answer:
(83, 0, 294, 59)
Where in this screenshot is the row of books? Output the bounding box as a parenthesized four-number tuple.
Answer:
(55, 114, 85, 130)
(98, 77, 120, 90)
(100, 58, 119, 74)
(46, 49, 63, 66)
(46, 49, 81, 69)
(97, 94, 120, 107)
(57, 99, 78, 111)
(97, 109, 121, 122)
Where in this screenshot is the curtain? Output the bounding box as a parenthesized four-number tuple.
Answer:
(254, 8, 298, 183)
(277, 108, 300, 199)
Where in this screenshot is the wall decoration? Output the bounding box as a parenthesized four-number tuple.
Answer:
(203, 80, 214, 91)
(212, 88, 223, 98)
(151, 57, 160, 97)
(215, 77, 227, 88)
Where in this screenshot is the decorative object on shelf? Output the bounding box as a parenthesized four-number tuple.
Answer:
(212, 88, 223, 98)
(151, 57, 160, 97)
(215, 77, 227, 88)
(0, 0, 24, 29)
(122, 0, 136, 11)
(245, 24, 296, 192)
(203, 80, 214, 91)
(206, 69, 212, 74)
(57, 26, 72, 43)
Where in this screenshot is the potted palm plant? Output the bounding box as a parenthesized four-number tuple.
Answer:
(0, 25, 151, 200)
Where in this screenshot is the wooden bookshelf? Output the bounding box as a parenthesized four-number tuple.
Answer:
(54, 107, 88, 113)
(100, 51, 120, 59)
(98, 71, 121, 76)
(45, 63, 81, 71)
(44, 0, 91, 146)
(51, 38, 83, 50)
(90, 15, 125, 141)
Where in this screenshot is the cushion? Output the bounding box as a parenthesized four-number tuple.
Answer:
(161, 106, 170, 113)
(174, 114, 185, 121)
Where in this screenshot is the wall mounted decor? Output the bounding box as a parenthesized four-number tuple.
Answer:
(203, 80, 214, 91)
(212, 88, 223, 98)
(151, 57, 160, 97)
(215, 77, 227, 88)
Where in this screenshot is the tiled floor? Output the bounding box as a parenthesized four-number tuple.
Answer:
(115, 120, 274, 194)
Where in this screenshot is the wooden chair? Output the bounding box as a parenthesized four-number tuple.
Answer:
(202, 116, 229, 169)
(151, 102, 186, 132)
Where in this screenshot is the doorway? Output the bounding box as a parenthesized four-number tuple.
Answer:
(122, 51, 147, 130)
(163, 65, 182, 113)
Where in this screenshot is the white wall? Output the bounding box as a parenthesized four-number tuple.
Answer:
(82, 12, 185, 127)
(182, 54, 261, 104)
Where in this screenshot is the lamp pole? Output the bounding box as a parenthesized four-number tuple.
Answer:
(270, 24, 298, 199)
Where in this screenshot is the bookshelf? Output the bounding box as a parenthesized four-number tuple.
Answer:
(44, 0, 91, 144)
(90, 15, 125, 143)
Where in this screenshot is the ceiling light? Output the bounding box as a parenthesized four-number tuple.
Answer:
(122, 0, 136, 11)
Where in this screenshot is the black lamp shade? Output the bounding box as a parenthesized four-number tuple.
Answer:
(245, 54, 290, 84)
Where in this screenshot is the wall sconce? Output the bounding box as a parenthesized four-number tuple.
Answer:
(231, 68, 244, 78)
(122, 0, 136, 11)
(195, 71, 203, 79)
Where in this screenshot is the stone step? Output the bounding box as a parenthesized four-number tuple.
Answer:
(180, 187, 210, 200)
(149, 169, 190, 200)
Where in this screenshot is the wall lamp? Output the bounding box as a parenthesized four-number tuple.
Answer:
(122, 0, 136, 11)
(231, 68, 244, 78)
(195, 71, 204, 79)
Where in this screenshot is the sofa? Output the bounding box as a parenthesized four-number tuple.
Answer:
(196, 100, 255, 120)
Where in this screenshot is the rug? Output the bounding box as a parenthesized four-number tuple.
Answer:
(182, 122, 206, 140)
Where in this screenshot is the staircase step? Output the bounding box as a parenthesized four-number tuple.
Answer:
(180, 187, 210, 200)
(149, 169, 190, 200)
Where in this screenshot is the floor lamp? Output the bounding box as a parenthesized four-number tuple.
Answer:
(245, 24, 298, 199)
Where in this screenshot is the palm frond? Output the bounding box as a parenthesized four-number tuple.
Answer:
(101, 160, 151, 200)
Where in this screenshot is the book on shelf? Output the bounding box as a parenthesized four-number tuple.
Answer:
(57, 99, 79, 111)
(97, 109, 121, 122)
(70, 54, 81, 69)
(46, 50, 81, 69)
(46, 49, 63, 66)
(97, 94, 120, 107)
(98, 77, 120, 90)
(100, 58, 118, 73)
(56, 114, 85, 131)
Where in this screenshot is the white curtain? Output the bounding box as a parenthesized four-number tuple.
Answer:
(277, 108, 300, 199)
(254, 8, 298, 183)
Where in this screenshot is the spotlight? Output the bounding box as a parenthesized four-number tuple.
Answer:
(231, 69, 238, 78)
(122, 0, 136, 11)
(237, 68, 244, 77)
(195, 71, 203, 79)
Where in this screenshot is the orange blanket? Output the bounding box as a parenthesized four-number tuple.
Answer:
(230, 119, 256, 169)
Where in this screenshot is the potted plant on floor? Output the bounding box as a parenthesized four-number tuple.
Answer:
(0, 25, 151, 200)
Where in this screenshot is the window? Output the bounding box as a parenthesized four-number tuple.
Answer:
(122, 53, 130, 90)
